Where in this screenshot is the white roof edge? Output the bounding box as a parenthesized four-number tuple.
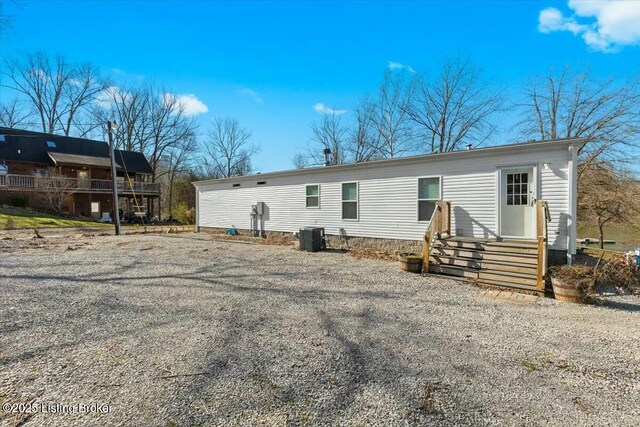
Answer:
(192, 138, 586, 187)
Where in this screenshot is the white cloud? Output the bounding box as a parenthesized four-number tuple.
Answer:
(238, 87, 263, 103)
(313, 103, 346, 115)
(164, 93, 209, 116)
(538, 1, 640, 52)
(388, 61, 416, 73)
(94, 86, 125, 109)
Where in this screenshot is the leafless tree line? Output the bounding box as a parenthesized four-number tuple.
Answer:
(298, 57, 504, 167)
(298, 58, 639, 183)
(1, 50, 638, 226)
(0, 51, 209, 219)
(519, 67, 640, 179)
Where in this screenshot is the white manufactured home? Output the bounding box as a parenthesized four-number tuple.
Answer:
(194, 138, 584, 293)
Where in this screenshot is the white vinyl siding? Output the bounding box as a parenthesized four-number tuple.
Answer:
(197, 143, 574, 251)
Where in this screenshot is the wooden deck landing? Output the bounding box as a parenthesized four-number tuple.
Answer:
(421, 200, 549, 295)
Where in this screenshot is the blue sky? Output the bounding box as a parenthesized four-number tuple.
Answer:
(2, 0, 639, 172)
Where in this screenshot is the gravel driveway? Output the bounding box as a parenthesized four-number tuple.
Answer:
(1, 232, 639, 426)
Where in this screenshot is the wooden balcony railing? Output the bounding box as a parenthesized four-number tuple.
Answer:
(0, 174, 160, 195)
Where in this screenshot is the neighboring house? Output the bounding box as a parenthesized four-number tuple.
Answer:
(0, 127, 159, 219)
(193, 138, 584, 293)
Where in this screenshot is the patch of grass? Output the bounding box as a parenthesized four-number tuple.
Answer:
(520, 360, 540, 372)
(0, 206, 109, 229)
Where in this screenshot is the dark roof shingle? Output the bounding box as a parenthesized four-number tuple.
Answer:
(0, 127, 153, 174)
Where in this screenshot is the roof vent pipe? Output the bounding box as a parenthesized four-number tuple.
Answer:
(323, 148, 332, 166)
(466, 144, 472, 151)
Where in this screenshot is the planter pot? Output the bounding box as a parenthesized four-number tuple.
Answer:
(398, 253, 423, 273)
(551, 277, 584, 303)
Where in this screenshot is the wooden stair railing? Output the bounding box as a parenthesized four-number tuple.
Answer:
(536, 200, 551, 292)
(422, 201, 451, 274)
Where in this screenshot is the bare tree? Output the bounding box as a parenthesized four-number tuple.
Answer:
(91, 85, 151, 151)
(204, 117, 258, 178)
(291, 153, 308, 169)
(33, 168, 75, 214)
(1, 52, 110, 135)
(93, 86, 197, 182)
(519, 67, 640, 178)
(406, 57, 503, 153)
(0, 98, 34, 128)
(307, 112, 348, 165)
(144, 90, 197, 182)
(370, 70, 415, 158)
(346, 97, 384, 162)
(578, 164, 640, 249)
(160, 134, 197, 219)
(58, 63, 111, 136)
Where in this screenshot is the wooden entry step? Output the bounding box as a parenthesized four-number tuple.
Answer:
(428, 236, 542, 293)
(430, 255, 537, 275)
(431, 246, 538, 264)
(423, 200, 548, 295)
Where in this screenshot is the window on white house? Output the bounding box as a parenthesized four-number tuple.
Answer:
(306, 185, 319, 208)
(418, 177, 441, 221)
(506, 172, 529, 206)
(342, 182, 358, 220)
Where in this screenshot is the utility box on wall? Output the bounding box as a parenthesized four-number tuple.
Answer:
(299, 227, 326, 252)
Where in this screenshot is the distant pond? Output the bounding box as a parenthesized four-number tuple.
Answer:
(577, 224, 640, 252)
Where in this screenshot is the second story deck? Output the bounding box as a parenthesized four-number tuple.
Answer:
(0, 174, 160, 196)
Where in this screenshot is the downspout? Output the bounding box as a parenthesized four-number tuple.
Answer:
(567, 144, 578, 264)
(195, 184, 200, 233)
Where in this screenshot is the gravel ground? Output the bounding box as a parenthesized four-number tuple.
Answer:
(1, 231, 639, 426)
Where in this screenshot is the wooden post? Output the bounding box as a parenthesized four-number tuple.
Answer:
(537, 236, 544, 292)
(435, 203, 441, 239)
(422, 230, 430, 274)
(108, 121, 121, 235)
(535, 201, 545, 292)
(536, 201, 544, 240)
(445, 201, 451, 236)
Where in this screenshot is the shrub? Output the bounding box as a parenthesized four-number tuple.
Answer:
(550, 257, 640, 298)
(3, 217, 17, 230)
(596, 256, 640, 293)
(172, 201, 195, 224)
(9, 194, 28, 208)
(184, 207, 195, 225)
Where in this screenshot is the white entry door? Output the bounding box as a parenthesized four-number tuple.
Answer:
(500, 167, 536, 239)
